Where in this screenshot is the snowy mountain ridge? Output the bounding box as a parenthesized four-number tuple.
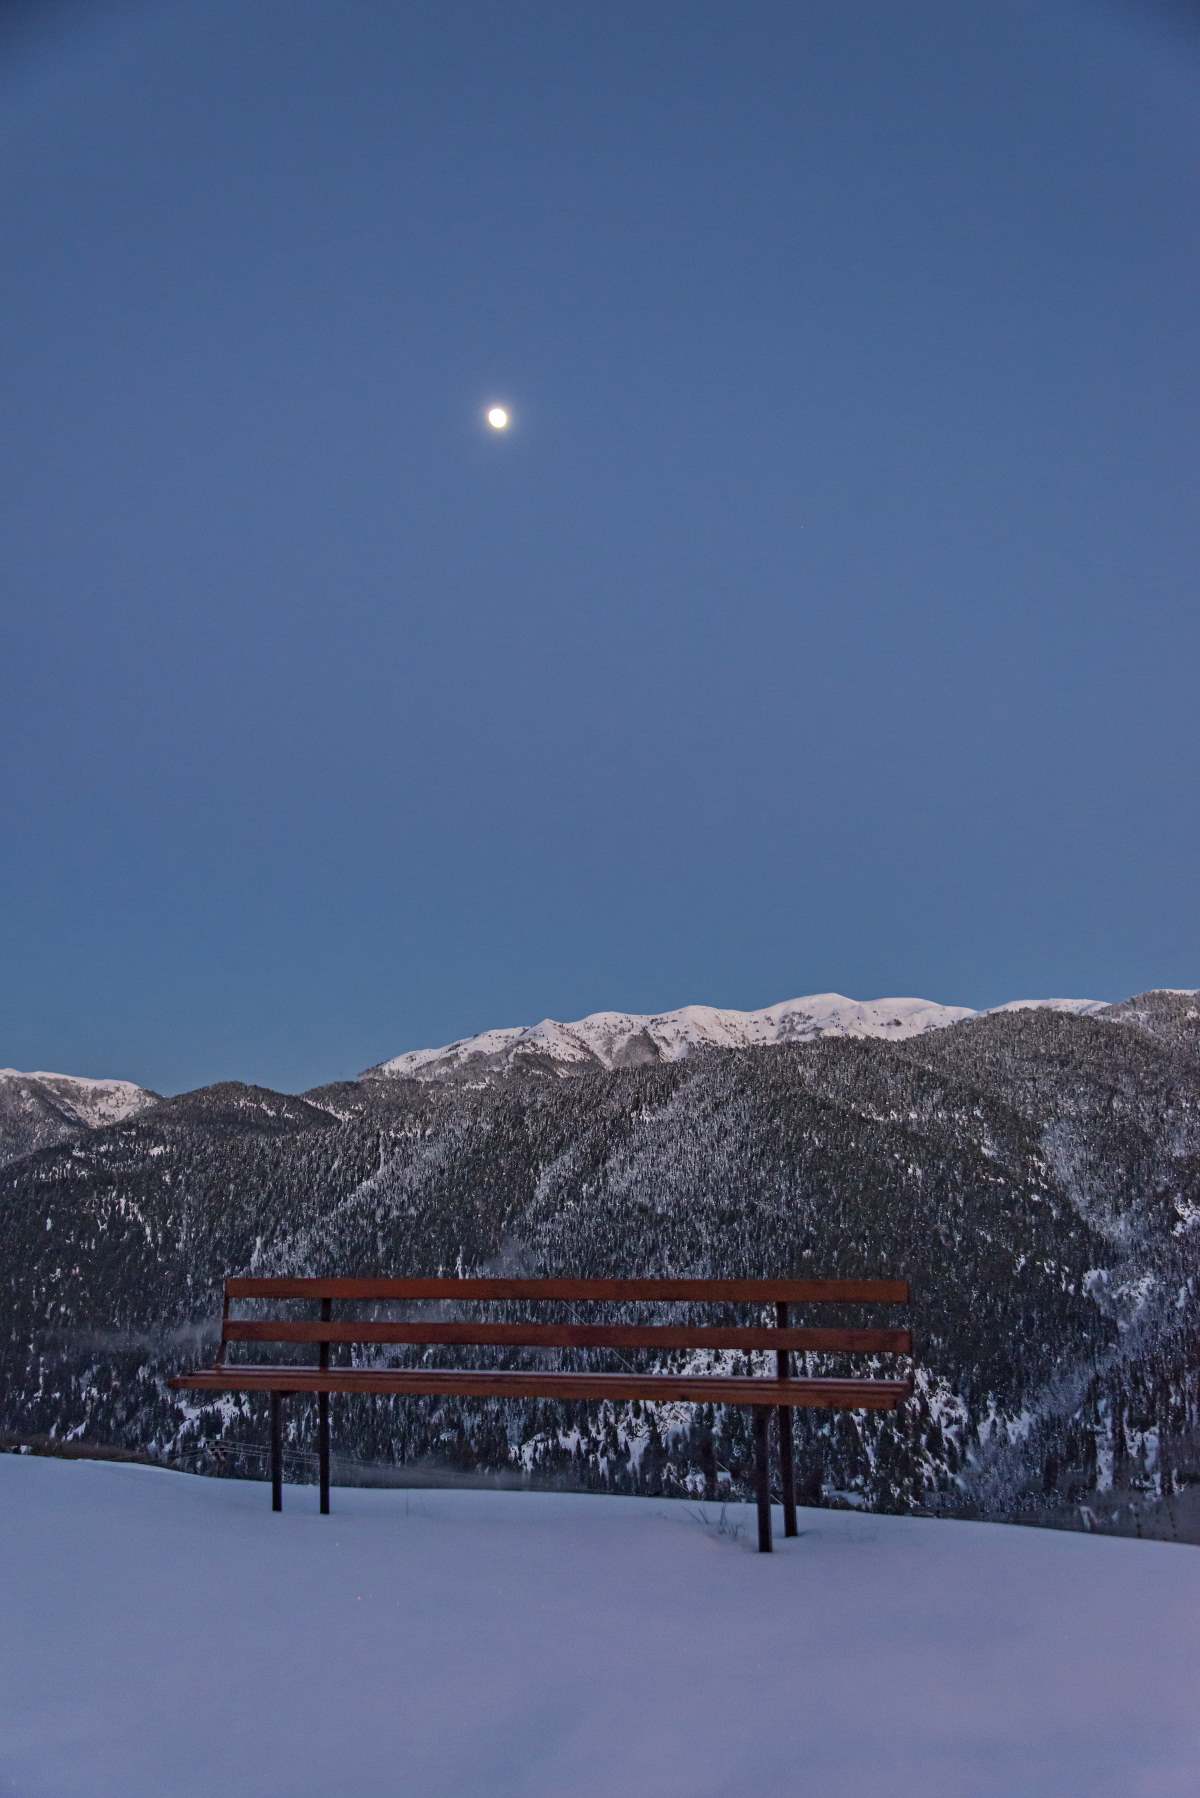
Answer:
(364, 991, 1109, 1083)
(0, 1070, 155, 1128)
(0, 1070, 159, 1166)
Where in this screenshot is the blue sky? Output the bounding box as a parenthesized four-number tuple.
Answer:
(3, 0, 1197, 1094)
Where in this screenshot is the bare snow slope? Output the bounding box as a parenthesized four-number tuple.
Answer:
(364, 991, 1106, 1082)
(987, 998, 1110, 1016)
(3, 1457, 1196, 1798)
(0, 1068, 159, 1165)
(0, 1069, 155, 1129)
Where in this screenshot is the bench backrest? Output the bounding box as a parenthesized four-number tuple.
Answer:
(216, 1276, 911, 1365)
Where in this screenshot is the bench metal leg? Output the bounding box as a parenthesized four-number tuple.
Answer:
(774, 1301, 797, 1537)
(319, 1296, 331, 1514)
(318, 1392, 330, 1515)
(271, 1392, 284, 1512)
(754, 1408, 773, 1553)
(778, 1407, 798, 1537)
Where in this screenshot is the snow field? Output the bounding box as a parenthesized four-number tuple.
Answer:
(2, 1457, 1197, 1798)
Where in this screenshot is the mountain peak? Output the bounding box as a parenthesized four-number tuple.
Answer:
(0, 1069, 159, 1167)
(361, 990, 1109, 1085)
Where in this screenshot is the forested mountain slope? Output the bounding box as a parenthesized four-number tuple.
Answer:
(2, 995, 1196, 1535)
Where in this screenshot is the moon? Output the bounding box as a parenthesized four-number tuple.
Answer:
(486, 405, 510, 431)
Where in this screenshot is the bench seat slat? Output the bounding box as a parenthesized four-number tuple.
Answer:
(225, 1277, 909, 1303)
(223, 1321, 912, 1354)
(169, 1367, 913, 1409)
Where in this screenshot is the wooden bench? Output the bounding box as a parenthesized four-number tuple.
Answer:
(168, 1276, 913, 1551)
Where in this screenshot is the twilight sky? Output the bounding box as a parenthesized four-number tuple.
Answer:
(3, 0, 1197, 1095)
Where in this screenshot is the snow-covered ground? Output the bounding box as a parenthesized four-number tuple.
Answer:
(3, 1459, 1197, 1798)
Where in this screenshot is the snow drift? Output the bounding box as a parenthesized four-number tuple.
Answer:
(2, 1456, 1196, 1798)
